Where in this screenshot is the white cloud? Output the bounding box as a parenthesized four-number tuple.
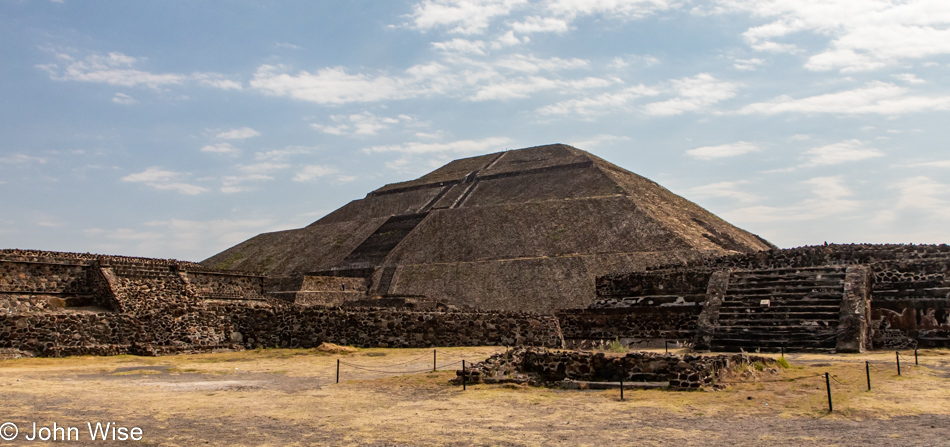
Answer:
(254, 146, 318, 161)
(538, 84, 659, 115)
(908, 160, 950, 168)
(719, 0, 950, 72)
(408, 0, 529, 34)
(121, 167, 207, 195)
(891, 176, 950, 219)
(733, 57, 764, 71)
(723, 176, 861, 223)
(510, 15, 571, 33)
(687, 180, 761, 203)
(686, 141, 761, 159)
(893, 73, 925, 84)
(238, 162, 291, 174)
(250, 65, 413, 104)
(111, 93, 137, 105)
(568, 134, 631, 150)
(220, 174, 273, 194)
(546, 0, 676, 20)
(472, 75, 609, 101)
(432, 38, 488, 54)
(739, 81, 950, 115)
(0, 154, 47, 165)
(802, 139, 884, 166)
(311, 112, 411, 136)
(191, 73, 243, 90)
(216, 127, 260, 140)
(493, 54, 588, 73)
(38, 52, 186, 89)
(38, 50, 242, 92)
(199, 142, 241, 155)
(293, 165, 340, 182)
(366, 137, 511, 154)
(642, 73, 737, 116)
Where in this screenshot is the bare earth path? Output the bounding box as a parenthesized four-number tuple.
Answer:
(1, 347, 949, 446)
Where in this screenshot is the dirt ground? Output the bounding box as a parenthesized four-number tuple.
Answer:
(1, 346, 949, 446)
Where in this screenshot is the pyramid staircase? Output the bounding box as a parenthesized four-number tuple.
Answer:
(710, 267, 847, 352)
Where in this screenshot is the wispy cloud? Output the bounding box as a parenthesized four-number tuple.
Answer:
(643, 74, 737, 116)
(111, 93, 137, 105)
(739, 81, 950, 116)
(215, 127, 260, 140)
(365, 137, 511, 154)
(293, 165, 340, 182)
(311, 112, 413, 136)
(723, 176, 861, 223)
(0, 154, 47, 165)
(687, 180, 761, 203)
(686, 141, 761, 160)
(38, 51, 242, 91)
(199, 142, 241, 155)
(121, 167, 207, 195)
(719, 0, 950, 72)
(801, 140, 884, 166)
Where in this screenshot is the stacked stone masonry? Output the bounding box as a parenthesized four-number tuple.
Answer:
(458, 347, 777, 390)
(1, 245, 949, 357)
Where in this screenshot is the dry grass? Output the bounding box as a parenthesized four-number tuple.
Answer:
(1, 347, 948, 446)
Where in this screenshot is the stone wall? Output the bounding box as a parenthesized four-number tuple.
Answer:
(556, 307, 700, 343)
(0, 260, 92, 295)
(458, 347, 777, 390)
(600, 244, 950, 349)
(186, 270, 265, 300)
(0, 302, 562, 357)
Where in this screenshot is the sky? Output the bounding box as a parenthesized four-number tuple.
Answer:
(1, 0, 949, 261)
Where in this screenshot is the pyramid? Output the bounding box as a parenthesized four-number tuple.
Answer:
(203, 144, 773, 312)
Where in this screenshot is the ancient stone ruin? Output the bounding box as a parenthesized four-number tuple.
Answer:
(1, 144, 948, 357)
(455, 346, 778, 390)
(203, 144, 772, 313)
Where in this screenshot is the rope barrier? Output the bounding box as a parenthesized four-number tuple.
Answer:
(830, 374, 855, 386)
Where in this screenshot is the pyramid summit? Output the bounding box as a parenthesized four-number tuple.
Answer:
(203, 144, 773, 312)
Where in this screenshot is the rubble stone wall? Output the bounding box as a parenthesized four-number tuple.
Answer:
(460, 347, 777, 389)
(0, 302, 561, 357)
(0, 260, 92, 295)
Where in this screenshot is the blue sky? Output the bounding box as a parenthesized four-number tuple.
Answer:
(1, 0, 949, 261)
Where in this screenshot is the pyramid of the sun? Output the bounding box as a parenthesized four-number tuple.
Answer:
(203, 144, 772, 313)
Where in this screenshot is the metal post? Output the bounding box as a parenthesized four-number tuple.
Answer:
(866, 361, 871, 391)
(462, 360, 467, 391)
(620, 363, 625, 401)
(336, 359, 340, 384)
(433, 349, 437, 372)
(915, 348, 919, 366)
(781, 344, 785, 358)
(896, 351, 901, 376)
(825, 372, 833, 412)
(665, 340, 669, 354)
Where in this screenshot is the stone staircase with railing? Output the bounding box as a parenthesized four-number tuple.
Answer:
(709, 267, 847, 352)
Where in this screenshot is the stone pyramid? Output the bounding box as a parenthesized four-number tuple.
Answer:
(203, 144, 773, 312)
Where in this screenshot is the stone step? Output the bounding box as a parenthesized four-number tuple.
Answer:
(729, 279, 844, 289)
(717, 320, 838, 328)
(715, 327, 838, 335)
(717, 313, 840, 322)
(726, 285, 843, 294)
(733, 266, 846, 276)
(719, 305, 841, 317)
(721, 297, 841, 305)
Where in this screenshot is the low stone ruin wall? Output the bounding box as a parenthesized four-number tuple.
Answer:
(457, 347, 777, 390)
(556, 307, 700, 344)
(0, 300, 562, 357)
(0, 259, 92, 295)
(186, 270, 265, 301)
